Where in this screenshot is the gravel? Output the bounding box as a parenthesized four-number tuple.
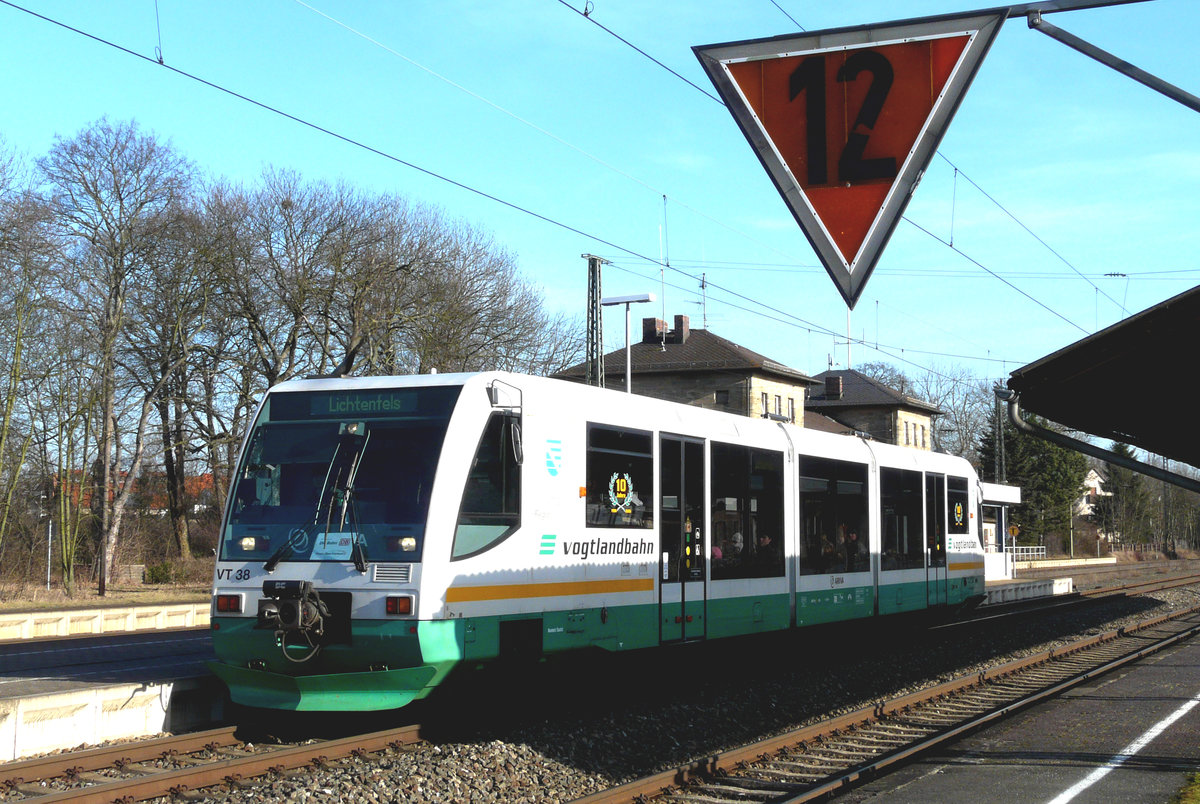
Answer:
(178, 585, 1200, 804)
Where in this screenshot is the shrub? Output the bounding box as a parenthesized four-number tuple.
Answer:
(145, 562, 174, 584)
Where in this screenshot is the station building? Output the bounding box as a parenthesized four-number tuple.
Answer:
(555, 314, 940, 448)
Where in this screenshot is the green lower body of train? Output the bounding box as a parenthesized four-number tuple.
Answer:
(209, 575, 982, 711)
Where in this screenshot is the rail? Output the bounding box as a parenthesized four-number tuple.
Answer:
(1, 723, 423, 803)
(571, 605, 1200, 804)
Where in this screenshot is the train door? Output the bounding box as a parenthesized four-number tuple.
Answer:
(659, 435, 707, 642)
(925, 473, 948, 606)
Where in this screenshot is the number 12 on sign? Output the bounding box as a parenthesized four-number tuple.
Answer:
(789, 50, 898, 187)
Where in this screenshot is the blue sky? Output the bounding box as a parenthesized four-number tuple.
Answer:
(1, 0, 1195, 386)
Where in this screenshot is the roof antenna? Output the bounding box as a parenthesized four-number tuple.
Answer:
(660, 195, 669, 351)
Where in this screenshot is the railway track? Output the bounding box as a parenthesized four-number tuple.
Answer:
(1017, 558, 1200, 590)
(572, 604, 1200, 804)
(0, 724, 422, 803)
(3, 572, 1197, 803)
(1081, 571, 1200, 598)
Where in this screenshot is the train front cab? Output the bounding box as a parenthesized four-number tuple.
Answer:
(208, 375, 494, 712)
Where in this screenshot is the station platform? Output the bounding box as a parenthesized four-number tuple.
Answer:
(984, 576, 1074, 605)
(0, 601, 209, 642)
(1, 673, 223, 761)
(0, 607, 221, 761)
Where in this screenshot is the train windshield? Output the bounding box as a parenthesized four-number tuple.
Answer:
(219, 385, 462, 564)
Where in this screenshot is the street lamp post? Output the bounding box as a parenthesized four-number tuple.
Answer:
(600, 293, 655, 394)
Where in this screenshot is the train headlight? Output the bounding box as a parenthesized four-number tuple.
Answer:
(399, 537, 417, 553)
(385, 595, 414, 616)
(239, 537, 259, 551)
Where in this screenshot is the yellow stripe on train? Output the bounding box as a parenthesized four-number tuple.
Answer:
(446, 577, 655, 603)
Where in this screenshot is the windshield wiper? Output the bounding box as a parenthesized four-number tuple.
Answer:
(350, 538, 368, 574)
(316, 427, 368, 530)
(264, 542, 293, 573)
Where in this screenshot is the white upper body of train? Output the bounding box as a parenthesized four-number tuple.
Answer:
(209, 371, 984, 709)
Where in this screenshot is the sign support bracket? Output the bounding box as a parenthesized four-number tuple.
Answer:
(1027, 11, 1200, 114)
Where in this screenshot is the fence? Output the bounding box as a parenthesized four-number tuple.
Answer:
(1005, 545, 1047, 561)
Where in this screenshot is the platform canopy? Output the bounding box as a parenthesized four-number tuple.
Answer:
(1006, 285, 1200, 470)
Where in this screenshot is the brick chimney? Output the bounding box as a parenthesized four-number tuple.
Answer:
(642, 317, 667, 344)
(826, 375, 843, 400)
(672, 314, 690, 344)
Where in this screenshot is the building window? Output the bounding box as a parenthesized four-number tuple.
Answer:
(715, 389, 730, 406)
(761, 392, 768, 416)
(921, 425, 927, 449)
(787, 397, 795, 423)
(904, 422, 910, 445)
(774, 395, 782, 415)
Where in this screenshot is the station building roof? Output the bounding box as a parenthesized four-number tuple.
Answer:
(557, 315, 816, 386)
(807, 369, 941, 416)
(1006, 285, 1200, 470)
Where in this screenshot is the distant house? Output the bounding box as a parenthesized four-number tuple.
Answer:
(805, 369, 941, 450)
(1077, 466, 1109, 518)
(555, 314, 817, 424)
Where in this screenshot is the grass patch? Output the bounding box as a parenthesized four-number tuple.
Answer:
(0, 582, 209, 613)
(1172, 773, 1200, 804)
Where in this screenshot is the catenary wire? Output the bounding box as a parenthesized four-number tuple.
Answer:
(551, 0, 726, 105)
(288, 0, 812, 271)
(902, 215, 1090, 335)
(563, 2, 1117, 332)
(935, 151, 1130, 316)
(0, 0, 664, 269)
(768, 0, 807, 31)
(606, 258, 1032, 371)
(2, 0, 1077, 380)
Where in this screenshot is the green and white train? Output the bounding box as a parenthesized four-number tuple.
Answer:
(208, 371, 986, 711)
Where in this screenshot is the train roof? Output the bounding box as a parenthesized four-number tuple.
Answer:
(262, 371, 974, 474)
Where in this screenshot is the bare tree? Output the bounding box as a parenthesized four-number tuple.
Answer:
(38, 118, 195, 587)
(122, 199, 210, 563)
(394, 216, 584, 375)
(0, 144, 55, 559)
(909, 363, 993, 463)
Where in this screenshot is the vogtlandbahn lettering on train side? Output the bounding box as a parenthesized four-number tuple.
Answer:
(562, 537, 655, 560)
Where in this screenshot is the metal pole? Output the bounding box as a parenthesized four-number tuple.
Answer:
(1028, 12, 1200, 114)
(624, 302, 632, 393)
(46, 517, 52, 591)
(601, 292, 654, 394)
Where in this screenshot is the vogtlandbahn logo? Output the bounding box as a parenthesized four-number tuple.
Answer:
(562, 537, 654, 560)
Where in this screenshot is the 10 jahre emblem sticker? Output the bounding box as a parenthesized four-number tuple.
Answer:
(608, 472, 634, 514)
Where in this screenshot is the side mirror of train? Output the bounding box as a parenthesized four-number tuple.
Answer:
(488, 380, 522, 409)
(509, 419, 523, 466)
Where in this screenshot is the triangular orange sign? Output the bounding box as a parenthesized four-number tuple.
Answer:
(696, 12, 1005, 308)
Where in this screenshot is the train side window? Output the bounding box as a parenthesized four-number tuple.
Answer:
(451, 412, 522, 560)
(585, 425, 653, 528)
(947, 476, 969, 535)
(880, 468, 924, 570)
(798, 457, 868, 575)
(710, 442, 784, 580)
